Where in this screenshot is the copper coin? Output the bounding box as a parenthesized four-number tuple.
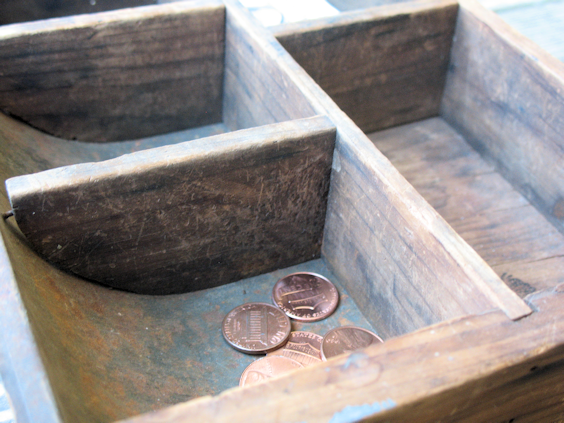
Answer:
(321, 326, 383, 360)
(240, 356, 304, 387)
(267, 331, 323, 366)
(272, 272, 339, 322)
(222, 302, 291, 354)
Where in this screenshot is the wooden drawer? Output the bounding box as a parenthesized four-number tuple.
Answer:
(0, 1, 563, 423)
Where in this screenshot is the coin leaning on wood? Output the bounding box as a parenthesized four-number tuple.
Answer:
(272, 272, 339, 322)
(321, 325, 383, 360)
(239, 356, 304, 387)
(222, 302, 291, 354)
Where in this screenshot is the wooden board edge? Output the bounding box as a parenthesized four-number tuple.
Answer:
(457, 0, 564, 80)
(5, 115, 335, 207)
(0, 0, 225, 41)
(114, 285, 564, 423)
(271, 0, 458, 39)
(0, 232, 62, 423)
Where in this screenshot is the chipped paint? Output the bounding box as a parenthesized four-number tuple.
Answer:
(328, 399, 396, 423)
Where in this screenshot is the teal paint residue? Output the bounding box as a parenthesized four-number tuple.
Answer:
(328, 399, 396, 423)
(342, 352, 369, 370)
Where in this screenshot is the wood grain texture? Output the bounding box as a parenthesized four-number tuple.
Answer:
(272, 0, 458, 133)
(0, 0, 157, 25)
(441, 0, 564, 236)
(6, 116, 335, 294)
(0, 1, 225, 142)
(117, 284, 564, 423)
(368, 117, 564, 298)
(222, 2, 317, 130)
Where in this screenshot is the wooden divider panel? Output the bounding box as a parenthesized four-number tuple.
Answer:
(273, 0, 458, 133)
(0, 1, 225, 142)
(6, 116, 336, 294)
(441, 0, 564, 236)
(262, 0, 530, 333)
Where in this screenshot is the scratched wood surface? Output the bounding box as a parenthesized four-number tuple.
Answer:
(6, 116, 335, 295)
(368, 117, 564, 297)
(0, 1, 225, 142)
(441, 0, 564, 236)
(118, 284, 564, 423)
(273, 0, 457, 133)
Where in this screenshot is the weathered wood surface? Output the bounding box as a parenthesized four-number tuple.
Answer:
(0, 1, 225, 142)
(368, 117, 564, 297)
(0, 0, 157, 25)
(222, 1, 317, 130)
(118, 284, 564, 423)
(272, 0, 457, 133)
(226, 0, 531, 332)
(441, 0, 564, 236)
(6, 116, 335, 294)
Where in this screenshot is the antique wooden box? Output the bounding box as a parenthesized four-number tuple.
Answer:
(1, 0, 563, 422)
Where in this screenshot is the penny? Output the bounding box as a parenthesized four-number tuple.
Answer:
(240, 356, 303, 387)
(272, 272, 339, 322)
(222, 302, 291, 354)
(267, 331, 323, 366)
(321, 326, 383, 360)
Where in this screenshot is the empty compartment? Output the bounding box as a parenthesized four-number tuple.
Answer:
(0, 1, 544, 423)
(274, 0, 564, 299)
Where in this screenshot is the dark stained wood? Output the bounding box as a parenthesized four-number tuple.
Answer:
(222, 1, 317, 130)
(0, 1, 225, 142)
(368, 117, 564, 297)
(0, 0, 157, 25)
(272, 0, 458, 133)
(117, 284, 564, 423)
(441, 0, 564, 236)
(6, 116, 336, 294)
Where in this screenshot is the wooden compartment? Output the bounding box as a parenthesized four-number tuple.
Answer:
(1, 1, 563, 423)
(275, 0, 564, 300)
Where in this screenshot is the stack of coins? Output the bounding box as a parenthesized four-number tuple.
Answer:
(221, 272, 383, 387)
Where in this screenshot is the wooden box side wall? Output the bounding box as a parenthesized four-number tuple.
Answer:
(441, 0, 564, 236)
(0, 1, 225, 142)
(272, 0, 457, 134)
